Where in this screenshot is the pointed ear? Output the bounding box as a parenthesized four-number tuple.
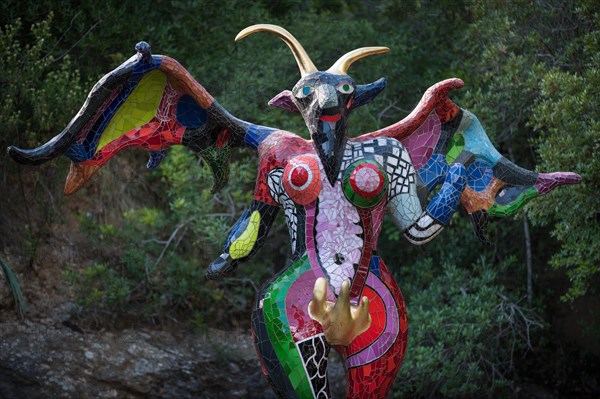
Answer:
(268, 90, 300, 113)
(351, 78, 387, 110)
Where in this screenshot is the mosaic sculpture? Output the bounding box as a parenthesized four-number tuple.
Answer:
(8, 25, 581, 398)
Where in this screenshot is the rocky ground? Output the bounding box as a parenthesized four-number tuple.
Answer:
(0, 318, 271, 399)
(0, 317, 347, 399)
(1, 266, 346, 399)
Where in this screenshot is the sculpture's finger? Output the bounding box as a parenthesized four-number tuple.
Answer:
(309, 277, 328, 319)
(307, 300, 319, 320)
(313, 277, 327, 302)
(359, 296, 370, 313)
(355, 296, 371, 327)
(308, 298, 325, 320)
(334, 280, 352, 318)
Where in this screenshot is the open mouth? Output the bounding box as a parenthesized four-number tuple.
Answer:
(319, 114, 341, 122)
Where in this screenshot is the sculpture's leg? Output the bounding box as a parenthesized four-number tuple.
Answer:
(252, 255, 332, 398)
(341, 257, 408, 398)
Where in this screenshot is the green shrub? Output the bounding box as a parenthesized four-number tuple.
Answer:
(394, 257, 542, 398)
(68, 146, 281, 326)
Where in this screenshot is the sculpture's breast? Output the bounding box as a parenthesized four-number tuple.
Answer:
(341, 159, 388, 208)
(282, 154, 322, 205)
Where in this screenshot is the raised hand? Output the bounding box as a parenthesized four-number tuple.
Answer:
(308, 277, 371, 346)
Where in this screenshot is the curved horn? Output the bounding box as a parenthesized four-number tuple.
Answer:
(235, 24, 318, 77)
(327, 47, 390, 75)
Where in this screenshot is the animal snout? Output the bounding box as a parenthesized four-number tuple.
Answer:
(316, 85, 338, 109)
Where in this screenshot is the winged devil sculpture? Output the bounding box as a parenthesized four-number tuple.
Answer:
(8, 24, 581, 398)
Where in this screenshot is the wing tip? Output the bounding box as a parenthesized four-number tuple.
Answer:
(535, 171, 582, 195)
(7, 145, 45, 165)
(64, 162, 100, 195)
(428, 78, 465, 95)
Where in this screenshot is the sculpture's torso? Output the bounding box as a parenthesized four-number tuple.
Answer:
(260, 132, 415, 295)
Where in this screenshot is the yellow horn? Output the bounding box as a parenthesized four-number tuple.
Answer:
(327, 47, 390, 75)
(235, 24, 318, 77)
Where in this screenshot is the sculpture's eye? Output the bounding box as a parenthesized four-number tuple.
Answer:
(295, 85, 314, 98)
(337, 82, 354, 94)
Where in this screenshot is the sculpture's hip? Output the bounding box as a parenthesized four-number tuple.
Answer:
(251, 254, 409, 398)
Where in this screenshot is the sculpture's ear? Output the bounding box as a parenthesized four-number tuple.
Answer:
(268, 90, 300, 113)
(351, 78, 387, 110)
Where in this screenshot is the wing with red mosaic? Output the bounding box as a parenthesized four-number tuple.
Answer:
(359, 79, 581, 245)
(8, 41, 278, 195)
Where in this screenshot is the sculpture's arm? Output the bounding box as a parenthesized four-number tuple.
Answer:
(367, 79, 580, 245)
(385, 141, 468, 245)
(205, 199, 279, 279)
(205, 145, 286, 280)
(400, 160, 468, 246)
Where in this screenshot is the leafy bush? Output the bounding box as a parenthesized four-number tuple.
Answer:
(64, 263, 130, 309)
(457, 0, 600, 301)
(67, 146, 285, 327)
(394, 257, 542, 398)
(529, 66, 600, 300)
(0, 14, 86, 154)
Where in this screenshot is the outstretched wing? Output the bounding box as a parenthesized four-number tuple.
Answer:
(359, 78, 581, 244)
(8, 41, 277, 194)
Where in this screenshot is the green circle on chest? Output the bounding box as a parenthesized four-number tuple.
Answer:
(342, 159, 388, 208)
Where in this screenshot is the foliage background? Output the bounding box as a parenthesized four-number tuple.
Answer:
(0, 0, 598, 397)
